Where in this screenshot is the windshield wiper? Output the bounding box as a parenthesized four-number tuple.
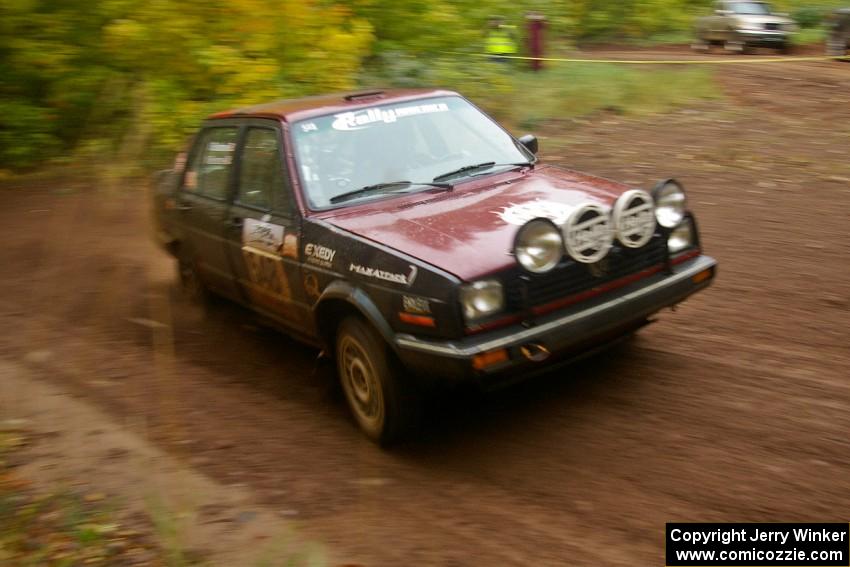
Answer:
(432, 161, 532, 182)
(329, 180, 453, 205)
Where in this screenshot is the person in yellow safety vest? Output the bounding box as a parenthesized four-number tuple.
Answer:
(485, 18, 518, 61)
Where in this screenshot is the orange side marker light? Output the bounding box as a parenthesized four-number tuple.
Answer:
(472, 349, 509, 371)
(398, 312, 436, 328)
(692, 269, 713, 284)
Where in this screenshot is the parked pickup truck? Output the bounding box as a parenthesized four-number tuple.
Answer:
(694, 1, 797, 53)
(152, 89, 717, 444)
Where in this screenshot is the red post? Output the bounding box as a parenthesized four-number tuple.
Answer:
(526, 12, 547, 71)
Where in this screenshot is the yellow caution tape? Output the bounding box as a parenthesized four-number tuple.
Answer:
(441, 51, 850, 64)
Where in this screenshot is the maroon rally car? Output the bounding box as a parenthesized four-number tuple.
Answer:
(152, 89, 716, 444)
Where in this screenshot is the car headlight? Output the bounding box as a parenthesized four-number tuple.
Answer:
(460, 280, 504, 322)
(653, 180, 687, 229)
(513, 218, 564, 274)
(668, 218, 695, 253)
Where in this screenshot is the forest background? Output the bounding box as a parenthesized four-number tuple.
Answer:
(0, 0, 843, 171)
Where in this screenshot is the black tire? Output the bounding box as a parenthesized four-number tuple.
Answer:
(779, 42, 792, 55)
(335, 316, 420, 445)
(826, 36, 848, 57)
(691, 36, 710, 52)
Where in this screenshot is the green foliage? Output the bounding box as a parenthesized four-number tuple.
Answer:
(0, 0, 831, 172)
(793, 26, 826, 44)
(1, 0, 373, 170)
(791, 5, 829, 28)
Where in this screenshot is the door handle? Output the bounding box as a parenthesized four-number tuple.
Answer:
(175, 202, 192, 211)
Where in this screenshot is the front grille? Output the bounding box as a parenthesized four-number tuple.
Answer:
(764, 23, 780, 30)
(505, 235, 667, 310)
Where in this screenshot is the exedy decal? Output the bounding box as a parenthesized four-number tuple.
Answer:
(349, 263, 418, 286)
(304, 243, 336, 268)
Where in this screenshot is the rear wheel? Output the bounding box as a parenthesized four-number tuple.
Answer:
(691, 34, 710, 52)
(826, 36, 848, 57)
(336, 317, 420, 445)
(177, 256, 208, 303)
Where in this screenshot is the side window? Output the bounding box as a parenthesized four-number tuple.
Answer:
(237, 127, 291, 213)
(184, 127, 238, 199)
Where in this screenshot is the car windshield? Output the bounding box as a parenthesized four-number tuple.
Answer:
(729, 2, 772, 15)
(291, 96, 532, 208)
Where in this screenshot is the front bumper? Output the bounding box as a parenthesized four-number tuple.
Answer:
(395, 254, 716, 381)
(737, 29, 790, 45)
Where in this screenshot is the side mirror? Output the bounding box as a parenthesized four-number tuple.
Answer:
(518, 134, 538, 155)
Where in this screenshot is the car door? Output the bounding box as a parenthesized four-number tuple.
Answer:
(176, 123, 242, 300)
(226, 119, 314, 333)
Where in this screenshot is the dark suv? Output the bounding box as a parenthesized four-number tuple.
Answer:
(152, 89, 716, 444)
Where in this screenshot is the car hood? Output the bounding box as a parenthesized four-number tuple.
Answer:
(319, 165, 636, 281)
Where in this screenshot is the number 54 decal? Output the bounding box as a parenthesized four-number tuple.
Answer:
(242, 247, 292, 301)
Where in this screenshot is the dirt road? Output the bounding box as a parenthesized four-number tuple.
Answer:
(1, 57, 849, 565)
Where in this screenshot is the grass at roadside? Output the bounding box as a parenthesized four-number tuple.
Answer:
(0, 430, 174, 566)
(363, 47, 721, 137)
(793, 27, 826, 46)
(579, 31, 695, 47)
(1, 429, 328, 566)
(501, 63, 721, 132)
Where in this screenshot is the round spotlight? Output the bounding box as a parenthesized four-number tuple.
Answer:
(613, 189, 656, 249)
(668, 217, 695, 253)
(562, 203, 614, 264)
(513, 218, 564, 274)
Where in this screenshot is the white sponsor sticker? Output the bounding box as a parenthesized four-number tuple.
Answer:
(304, 243, 337, 268)
(209, 142, 235, 152)
(350, 263, 418, 286)
(331, 103, 449, 131)
(496, 200, 576, 226)
(205, 155, 232, 165)
(402, 295, 431, 314)
(242, 218, 284, 254)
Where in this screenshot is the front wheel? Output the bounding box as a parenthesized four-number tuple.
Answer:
(336, 317, 420, 445)
(724, 39, 747, 54)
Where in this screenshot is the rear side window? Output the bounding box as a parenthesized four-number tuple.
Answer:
(184, 127, 238, 199)
(237, 127, 290, 212)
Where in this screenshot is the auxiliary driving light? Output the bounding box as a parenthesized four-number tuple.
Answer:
(653, 179, 687, 229)
(668, 217, 695, 253)
(513, 218, 564, 274)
